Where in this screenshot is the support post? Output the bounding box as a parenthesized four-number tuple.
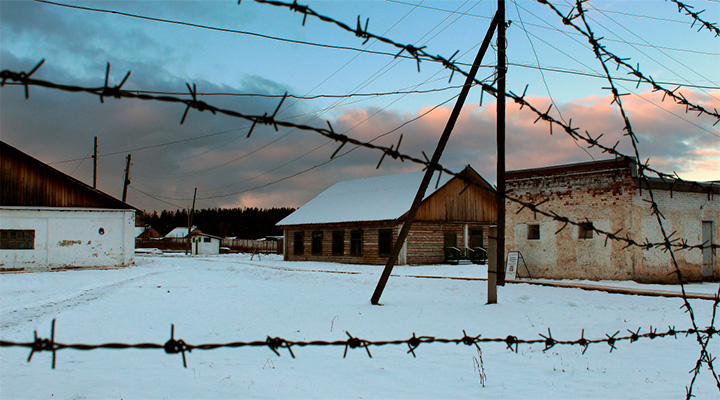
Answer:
(121, 154, 131, 203)
(188, 187, 197, 255)
(488, 226, 498, 304)
(496, 0, 507, 288)
(371, 13, 500, 305)
(92, 136, 97, 189)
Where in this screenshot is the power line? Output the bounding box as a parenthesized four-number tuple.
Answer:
(383, 0, 720, 55)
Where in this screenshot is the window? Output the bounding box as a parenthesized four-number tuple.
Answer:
(293, 231, 304, 255)
(527, 224, 540, 240)
(0, 230, 35, 250)
(444, 232, 457, 248)
(332, 231, 344, 256)
(469, 228, 483, 248)
(378, 229, 393, 257)
(203, 237, 211, 243)
(312, 231, 323, 255)
(350, 229, 363, 256)
(578, 222, 594, 239)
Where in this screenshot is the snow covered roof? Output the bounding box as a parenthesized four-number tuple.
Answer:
(277, 167, 463, 226)
(135, 227, 146, 238)
(165, 226, 197, 238)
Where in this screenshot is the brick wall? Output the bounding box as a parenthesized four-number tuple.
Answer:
(506, 165, 637, 281)
(507, 162, 719, 283)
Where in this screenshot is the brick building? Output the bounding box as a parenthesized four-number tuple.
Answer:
(277, 166, 497, 265)
(505, 157, 718, 283)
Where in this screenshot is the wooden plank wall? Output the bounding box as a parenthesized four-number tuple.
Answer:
(414, 177, 496, 223)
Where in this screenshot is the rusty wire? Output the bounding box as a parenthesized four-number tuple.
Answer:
(668, 0, 720, 37)
(0, 62, 718, 255)
(569, 0, 719, 396)
(2, 318, 717, 369)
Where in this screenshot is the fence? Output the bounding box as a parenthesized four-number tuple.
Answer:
(135, 237, 280, 253)
(1, 0, 718, 397)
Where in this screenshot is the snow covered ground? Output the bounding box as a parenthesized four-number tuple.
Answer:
(1, 253, 718, 399)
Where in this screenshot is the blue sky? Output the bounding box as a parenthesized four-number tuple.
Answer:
(1, 0, 718, 211)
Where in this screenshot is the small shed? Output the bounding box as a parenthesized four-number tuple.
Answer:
(1, 141, 137, 271)
(277, 165, 496, 265)
(189, 233, 221, 255)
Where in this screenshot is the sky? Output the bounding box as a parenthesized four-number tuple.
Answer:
(1, 0, 718, 212)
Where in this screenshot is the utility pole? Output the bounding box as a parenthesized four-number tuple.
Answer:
(188, 188, 197, 255)
(489, 0, 507, 304)
(371, 13, 500, 305)
(92, 136, 98, 189)
(122, 154, 131, 203)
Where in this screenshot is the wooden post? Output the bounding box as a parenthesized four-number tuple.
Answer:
(188, 187, 197, 255)
(496, 0, 507, 287)
(92, 136, 97, 189)
(488, 226, 498, 304)
(370, 13, 500, 305)
(121, 154, 131, 203)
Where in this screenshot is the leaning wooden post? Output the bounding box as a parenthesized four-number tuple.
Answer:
(370, 13, 500, 305)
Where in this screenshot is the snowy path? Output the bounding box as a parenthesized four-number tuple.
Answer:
(1, 254, 718, 399)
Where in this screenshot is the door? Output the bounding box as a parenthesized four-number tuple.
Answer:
(469, 228, 484, 249)
(702, 221, 714, 277)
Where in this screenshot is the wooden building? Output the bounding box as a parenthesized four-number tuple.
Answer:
(506, 157, 719, 283)
(277, 165, 497, 265)
(1, 141, 137, 271)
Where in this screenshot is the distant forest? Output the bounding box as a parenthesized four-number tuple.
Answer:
(140, 207, 295, 239)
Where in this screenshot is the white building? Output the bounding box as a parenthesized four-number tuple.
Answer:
(189, 233, 221, 255)
(1, 141, 137, 271)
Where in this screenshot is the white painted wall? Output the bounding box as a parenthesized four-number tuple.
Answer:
(0, 207, 135, 270)
(191, 235, 220, 255)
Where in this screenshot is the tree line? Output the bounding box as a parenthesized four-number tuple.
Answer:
(139, 207, 295, 239)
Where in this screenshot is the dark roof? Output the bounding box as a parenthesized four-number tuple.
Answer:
(1, 141, 137, 209)
(506, 157, 636, 180)
(507, 156, 718, 195)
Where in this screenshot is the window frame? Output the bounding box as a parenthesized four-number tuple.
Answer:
(332, 230, 344, 256)
(311, 231, 323, 255)
(527, 224, 540, 240)
(350, 229, 363, 256)
(293, 231, 304, 255)
(0, 229, 35, 250)
(578, 222, 594, 239)
(378, 228, 393, 257)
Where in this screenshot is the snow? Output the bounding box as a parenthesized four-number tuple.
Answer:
(1, 254, 718, 399)
(277, 168, 455, 225)
(165, 226, 197, 238)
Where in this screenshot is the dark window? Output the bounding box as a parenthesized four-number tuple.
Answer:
(378, 229, 393, 257)
(444, 232, 457, 248)
(469, 228, 483, 248)
(579, 222, 594, 239)
(332, 231, 344, 256)
(312, 231, 323, 255)
(204, 237, 211, 243)
(350, 230, 363, 256)
(0, 230, 35, 250)
(527, 224, 540, 240)
(293, 231, 304, 255)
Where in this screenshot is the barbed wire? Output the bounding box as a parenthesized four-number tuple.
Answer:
(571, 1, 719, 396)
(1, 62, 718, 255)
(668, 0, 720, 37)
(2, 318, 717, 369)
(534, 0, 719, 123)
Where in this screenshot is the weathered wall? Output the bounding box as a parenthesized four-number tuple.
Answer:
(0, 207, 135, 271)
(633, 189, 719, 282)
(283, 221, 492, 265)
(506, 165, 637, 280)
(283, 223, 400, 265)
